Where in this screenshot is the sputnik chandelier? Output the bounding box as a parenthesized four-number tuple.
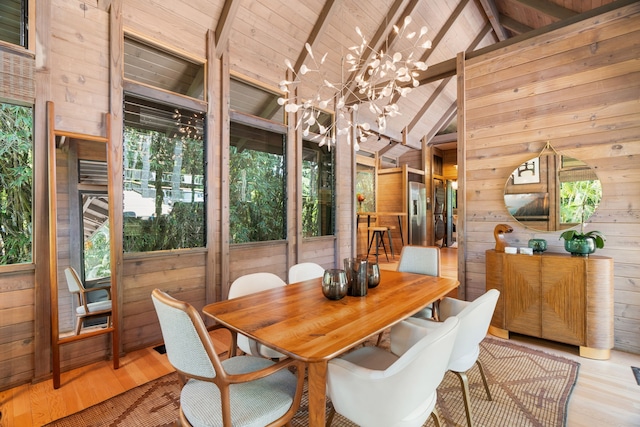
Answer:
(278, 16, 431, 150)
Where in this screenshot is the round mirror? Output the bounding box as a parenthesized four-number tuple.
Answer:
(504, 154, 602, 232)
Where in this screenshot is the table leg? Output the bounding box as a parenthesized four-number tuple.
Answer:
(307, 361, 328, 427)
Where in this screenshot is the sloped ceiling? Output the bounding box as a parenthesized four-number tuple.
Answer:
(124, 0, 619, 158)
(221, 0, 618, 158)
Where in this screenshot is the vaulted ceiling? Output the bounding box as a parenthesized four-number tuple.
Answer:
(119, 0, 619, 159)
(213, 0, 618, 158)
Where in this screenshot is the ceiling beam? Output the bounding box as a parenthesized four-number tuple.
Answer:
(500, 14, 533, 35)
(514, 0, 578, 21)
(477, 0, 509, 41)
(293, 0, 339, 73)
(215, 0, 241, 58)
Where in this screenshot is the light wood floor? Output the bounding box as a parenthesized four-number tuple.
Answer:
(1, 248, 639, 426)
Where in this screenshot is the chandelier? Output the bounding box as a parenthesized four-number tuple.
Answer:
(278, 16, 431, 150)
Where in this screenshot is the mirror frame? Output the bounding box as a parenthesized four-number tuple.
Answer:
(504, 153, 602, 232)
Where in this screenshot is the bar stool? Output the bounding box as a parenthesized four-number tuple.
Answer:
(367, 226, 394, 262)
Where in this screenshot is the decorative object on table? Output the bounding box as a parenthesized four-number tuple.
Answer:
(277, 16, 431, 149)
(519, 247, 533, 255)
(322, 269, 348, 300)
(493, 224, 513, 253)
(367, 262, 380, 288)
(559, 204, 605, 257)
(343, 257, 368, 297)
(356, 193, 365, 212)
(528, 238, 547, 253)
(504, 247, 517, 254)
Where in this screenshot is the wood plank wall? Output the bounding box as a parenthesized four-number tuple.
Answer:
(462, 3, 640, 353)
(0, 270, 35, 386)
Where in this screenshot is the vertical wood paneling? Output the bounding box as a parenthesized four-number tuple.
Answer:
(463, 3, 640, 353)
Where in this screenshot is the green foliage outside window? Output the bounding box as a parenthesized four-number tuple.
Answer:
(302, 141, 334, 237)
(123, 97, 205, 252)
(229, 122, 285, 243)
(84, 222, 111, 279)
(560, 180, 602, 224)
(0, 102, 33, 265)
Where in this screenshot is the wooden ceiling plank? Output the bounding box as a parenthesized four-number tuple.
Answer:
(215, 0, 241, 59)
(407, 23, 490, 139)
(477, 0, 510, 41)
(407, 76, 452, 134)
(359, 0, 470, 106)
(424, 101, 457, 145)
(344, 0, 413, 93)
(417, 0, 471, 65)
(293, 0, 339, 73)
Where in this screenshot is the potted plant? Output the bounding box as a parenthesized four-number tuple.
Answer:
(559, 228, 605, 256)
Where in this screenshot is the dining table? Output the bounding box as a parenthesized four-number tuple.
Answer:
(202, 269, 459, 427)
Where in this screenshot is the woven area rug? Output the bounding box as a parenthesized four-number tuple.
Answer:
(45, 336, 579, 427)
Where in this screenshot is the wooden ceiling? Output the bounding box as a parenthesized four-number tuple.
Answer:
(119, 0, 619, 158)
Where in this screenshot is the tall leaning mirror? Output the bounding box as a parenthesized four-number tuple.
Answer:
(504, 148, 602, 232)
(48, 102, 119, 389)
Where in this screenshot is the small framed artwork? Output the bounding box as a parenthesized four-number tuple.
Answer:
(512, 157, 540, 184)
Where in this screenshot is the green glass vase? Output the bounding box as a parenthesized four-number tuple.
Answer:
(564, 237, 596, 257)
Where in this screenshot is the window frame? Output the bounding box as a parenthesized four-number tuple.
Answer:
(228, 111, 288, 244)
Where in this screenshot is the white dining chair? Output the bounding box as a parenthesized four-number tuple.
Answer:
(288, 262, 325, 283)
(326, 317, 459, 427)
(397, 245, 441, 319)
(151, 289, 304, 426)
(374, 245, 441, 346)
(396, 289, 500, 427)
(228, 272, 287, 359)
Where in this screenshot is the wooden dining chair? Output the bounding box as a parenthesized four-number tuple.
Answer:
(151, 289, 305, 427)
(64, 267, 112, 335)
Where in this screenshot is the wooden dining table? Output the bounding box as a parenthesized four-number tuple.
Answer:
(202, 269, 459, 427)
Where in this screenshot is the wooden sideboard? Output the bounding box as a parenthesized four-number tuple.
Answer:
(486, 249, 614, 359)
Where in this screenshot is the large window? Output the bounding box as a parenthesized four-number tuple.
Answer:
(0, 102, 33, 265)
(302, 140, 334, 237)
(123, 95, 205, 252)
(0, 0, 28, 48)
(229, 121, 286, 243)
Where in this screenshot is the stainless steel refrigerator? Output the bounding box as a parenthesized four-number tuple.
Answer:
(408, 181, 427, 246)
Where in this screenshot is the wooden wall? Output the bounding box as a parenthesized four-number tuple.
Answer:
(461, 2, 640, 353)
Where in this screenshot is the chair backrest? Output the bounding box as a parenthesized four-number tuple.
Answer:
(288, 262, 325, 283)
(397, 246, 440, 276)
(228, 273, 287, 358)
(329, 317, 459, 427)
(444, 289, 500, 372)
(64, 267, 83, 295)
(151, 289, 222, 379)
(228, 272, 287, 299)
